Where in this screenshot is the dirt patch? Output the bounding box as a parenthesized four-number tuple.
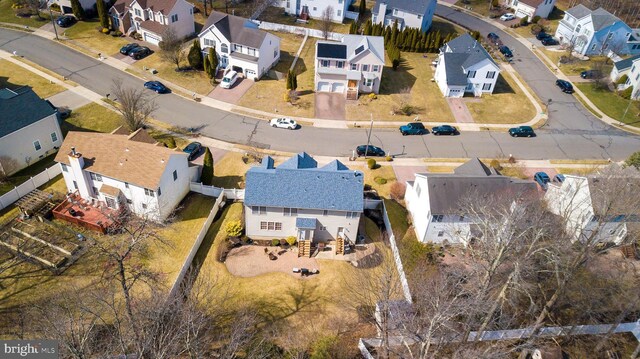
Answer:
(224, 245, 319, 278)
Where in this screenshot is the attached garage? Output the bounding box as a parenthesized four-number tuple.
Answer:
(245, 69, 256, 79)
(143, 32, 161, 46)
(331, 83, 345, 93)
(317, 82, 331, 92)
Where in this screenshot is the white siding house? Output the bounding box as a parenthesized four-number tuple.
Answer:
(53, 0, 96, 14)
(621, 56, 640, 99)
(434, 33, 501, 97)
(609, 54, 640, 82)
(404, 158, 537, 244)
(315, 35, 385, 100)
(54, 130, 193, 221)
(506, 0, 556, 19)
(109, 0, 195, 45)
(244, 153, 363, 246)
(0, 87, 62, 176)
(198, 11, 280, 79)
(545, 167, 640, 245)
(371, 0, 436, 32)
(279, 0, 352, 23)
(554, 5, 640, 56)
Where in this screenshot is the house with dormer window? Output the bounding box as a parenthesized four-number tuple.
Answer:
(434, 33, 500, 97)
(371, 0, 436, 32)
(198, 11, 280, 80)
(506, 0, 557, 20)
(314, 35, 385, 100)
(554, 4, 640, 56)
(109, 0, 195, 46)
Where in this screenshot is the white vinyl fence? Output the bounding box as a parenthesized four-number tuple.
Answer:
(0, 165, 62, 211)
(251, 20, 345, 41)
(190, 182, 245, 200)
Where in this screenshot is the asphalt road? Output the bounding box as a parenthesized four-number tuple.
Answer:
(1, 24, 638, 160)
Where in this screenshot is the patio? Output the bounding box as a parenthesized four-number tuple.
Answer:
(225, 245, 319, 278)
(52, 193, 120, 233)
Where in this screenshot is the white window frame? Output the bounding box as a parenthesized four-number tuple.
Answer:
(350, 63, 358, 70)
(321, 59, 330, 67)
(33, 140, 41, 151)
(362, 64, 369, 71)
(483, 83, 492, 91)
(486, 71, 496, 79)
(144, 188, 155, 197)
(171, 14, 178, 23)
(50, 132, 58, 143)
(372, 65, 380, 72)
(467, 70, 476, 78)
(252, 206, 266, 215)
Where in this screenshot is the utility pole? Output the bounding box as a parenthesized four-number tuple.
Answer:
(48, 1, 59, 41)
(365, 113, 373, 158)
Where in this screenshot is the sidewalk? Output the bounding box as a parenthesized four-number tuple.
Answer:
(14, 22, 545, 131)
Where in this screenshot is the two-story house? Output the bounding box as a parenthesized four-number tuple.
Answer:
(545, 166, 639, 245)
(371, 0, 436, 32)
(554, 4, 640, 56)
(314, 35, 385, 100)
(404, 158, 537, 245)
(244, 152, 363, 252)
(506, 0, 557, 20)
(109, 0, 195, 45)
(616, 55, 640, 99)
(610, 54, 640, 82)
(54, 129, 194, 221)
(0, 87, 62, 176)
(434, 33, 501, 97)
(198, 11, 280, 80)
(278, 0, 353, 23)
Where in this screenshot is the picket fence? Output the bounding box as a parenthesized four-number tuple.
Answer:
(0, 165, 62, 211)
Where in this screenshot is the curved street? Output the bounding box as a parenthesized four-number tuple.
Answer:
(1, 7, 638, 160)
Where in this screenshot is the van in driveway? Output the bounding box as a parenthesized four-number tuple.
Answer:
(220, 70, 239, 89)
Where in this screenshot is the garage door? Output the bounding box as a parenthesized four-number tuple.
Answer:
(317, 82, 331, 92)
(144, 32, 161, 46)
(332, 83, 345, 93)
(245, 69, 256, 78)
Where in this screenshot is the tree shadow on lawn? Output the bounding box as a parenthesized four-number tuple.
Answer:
(548, 7, 565, 21)
(252, 281, 327, 324)
(379, 58, 417, 95)
(491, 74, 516, 95)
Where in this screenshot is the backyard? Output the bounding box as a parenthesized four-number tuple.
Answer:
(0, 59, 65, 98)
(576, 83, 640, 127)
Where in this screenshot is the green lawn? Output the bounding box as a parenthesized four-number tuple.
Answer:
(0, 0, 51, 28)
(61, 103, 123, 135)
(576, 83, 640, 127)
(0, 59, 66, 98)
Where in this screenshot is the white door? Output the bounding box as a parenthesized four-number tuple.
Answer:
(337, 227, 345, 239)
(245, 69, 256, 78)
(317, 81, 331, 92)
(332, 82, 345, 93)
(143, 32, 161, 45)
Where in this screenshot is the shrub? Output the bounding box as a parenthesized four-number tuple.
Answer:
(532, 15, 541, 24)
(491, 0, 499, 7)
(101, 27, 110, 34)
(367, 158, 376, 169)
(530, 24, 542, 35)
(625, 151, 640, 169)
(390, 182, 406, 200)
(619, 87, 633, 100)
(283, 91, 291, 102)
(279, 238, 287, 246)
(165, 136, 176, 149)
(225, 220, 243, 237)
(201, 147, 214, 185)
(368, 93, 377, 100)
(271, 238, 280, 246)
(400, 104, 415, 116)
(489, 159, 503, 171)
(617, 74, 629, 85)
(520, 16, 528, 26)
(364, 184, 372, 191)
(374, 177, 387, 185)
(286, 236, 297, 246)
(112, 30, 123, 37)
(385, 155, 393, 162)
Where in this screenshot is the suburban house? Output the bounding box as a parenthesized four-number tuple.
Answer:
(278, 0, 354, 23)
(54, 129, 195, 221)
(109, 0, 195, 45)
(371, 0, 436, 32)
(610, 54, 640, 82)
(198, 11, 280, 80)
(505, 0, 557, 19)
(404, 158, 537, 245)
(244, 152, 363, 255)
(434, 33, 501, 97)
(314, 35, 385, 100)
(545, 166, 639, 245)
(52, 0, 95, 15)
(614, 55, 640, 99)
(554, 5, 640, 56)
(0, 87, 61, 176)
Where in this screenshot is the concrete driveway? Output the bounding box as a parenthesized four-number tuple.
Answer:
(208, 78, 253, 105)
(46, 90, 91, 110)
(315, 92, 346, 120)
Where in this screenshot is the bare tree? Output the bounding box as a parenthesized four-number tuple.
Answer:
(159, 27, 184, 70)
(589, 60, 609, 90)
(111, 78, 157, 131)
(320, 6, 335, 40)
(0, 155, 21, 179)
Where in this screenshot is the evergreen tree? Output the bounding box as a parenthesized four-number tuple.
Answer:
(208, 47, 218, 78)
(96, 0, 109, 29)
(390, 20, 399, 47)
(349, 21, 358, 34)
(201, 147, 214, 186)
(292, 72, 297, 91)
(363, 19, 372, 35)
(187, 40, 204, 70)
(410, 29, 418, 52)
(70, 0, 85, 20)
(204, 56, 211, 78)
(286, 70, 293, 90)
(358, 0, 366, 16)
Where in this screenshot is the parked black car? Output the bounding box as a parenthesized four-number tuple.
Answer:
(508, 126, 535, 137)
(580, 70, 602, 79)
(555, 79, 574, 94)
(487, 32, 500, 44)
(536, 32, 552, 40)
(499, 45, 513, 58)
(431, 125, 458, 136)
(183, 142, 202, 161)
(55, 15, 76, 28)
(129, 46, 152, 60)
(541, 37, 559, 46)
(120, 43, 140, 55)
(356, 145, 385, 157)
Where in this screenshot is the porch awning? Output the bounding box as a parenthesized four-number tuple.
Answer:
(363, 72, 378, 80)
(296, 217, 317, 229)
(100, 184, 121, 197)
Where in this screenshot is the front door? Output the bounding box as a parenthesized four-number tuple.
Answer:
(298, 229, 311, 241)
(348, 80, 358, 88)
(337, 227, 345, 239)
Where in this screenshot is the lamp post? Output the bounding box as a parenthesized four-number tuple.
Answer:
(47, 0, 59, 41)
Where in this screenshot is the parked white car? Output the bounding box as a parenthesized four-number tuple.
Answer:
(500, 13, 515, 21)
(269, 117, 298, 130)
(220, 70, 239, 89)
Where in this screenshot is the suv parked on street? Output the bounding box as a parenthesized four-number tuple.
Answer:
(399, 122, 428, 135)
(534, 172, 551, 189)
(555, 79, 574, 93)
(508, 126, 535, 137)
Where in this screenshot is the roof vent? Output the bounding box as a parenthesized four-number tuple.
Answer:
(161, 159, 165, 163)
(71, 147, 77, 156)
(125, 147, 129, 152)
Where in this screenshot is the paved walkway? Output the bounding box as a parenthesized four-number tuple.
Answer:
(46, 89, 92, 110)
(446, 98, 475, 123)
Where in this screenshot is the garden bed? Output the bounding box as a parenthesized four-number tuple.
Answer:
(0, 232, 67, 268)
(12, 220, 80, 255)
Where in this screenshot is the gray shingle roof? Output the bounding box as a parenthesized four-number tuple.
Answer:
(614, 54, 640, 71)
(245, 153, 364, 212)
(200, 11, 266, 49)
(565, 4, 593, 19)
(441, 34, 498, 86)
(372, 0, 434, 16)
(0, 87, 56, 138)
(443, 53, 470, 86)
(591, 8, 621, 31)
(316, 35, 385, 64)
(296, 217, 317, 229)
